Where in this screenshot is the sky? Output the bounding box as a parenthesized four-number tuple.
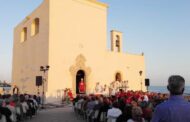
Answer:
(0, 0, 190, 86)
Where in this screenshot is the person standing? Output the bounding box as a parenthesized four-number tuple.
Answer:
(13, 85, 19, 95)
(151, 75, 190, 122)
(94, 82, 103, 94)
(68, 89, 73, 101)
(103, 84, 109, 96)
(110, 83, 116, 96)
(79, 78, 85, 94)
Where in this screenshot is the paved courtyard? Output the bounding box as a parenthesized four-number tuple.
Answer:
(27, 106, 84, 122)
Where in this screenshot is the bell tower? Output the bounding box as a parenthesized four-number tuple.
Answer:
(111, 30, 123, 52)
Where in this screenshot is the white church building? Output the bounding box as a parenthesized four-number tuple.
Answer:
(12, 0, 146, 102)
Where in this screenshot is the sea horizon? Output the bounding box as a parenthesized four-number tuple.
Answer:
(149, 86, 190, 94)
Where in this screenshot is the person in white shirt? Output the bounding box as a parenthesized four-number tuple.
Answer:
(143, 94, 149, 102)
(20, 95, 29, 115)
(107, 102, 122, 122)
(30, 96, 38, 110)
(21, 101, 29, 114)
(110, 83, 116, 96)
(94, 82, 103, 94)
(123, 80, 129, 92)
(114, 81, 120, 92)
(102, 84, 109, 96)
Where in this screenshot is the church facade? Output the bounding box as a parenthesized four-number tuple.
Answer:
(12, 0, 146, 102)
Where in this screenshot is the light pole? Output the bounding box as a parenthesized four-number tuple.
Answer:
(139, 70, 143, 91)
(40, 65, 50, 109)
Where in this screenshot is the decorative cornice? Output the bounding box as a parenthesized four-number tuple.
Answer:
(111, 30, 123, 34)
(86, 0, 109, 8)
(69, 54, 91, 76)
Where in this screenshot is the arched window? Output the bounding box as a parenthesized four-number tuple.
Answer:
(31, 18, 39, 36)
(115, 72, 122, 81)
(20, 27, 27, 43)
(116, 35, 120, 52)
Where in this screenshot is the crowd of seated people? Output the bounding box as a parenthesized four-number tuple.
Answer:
(73, 89, 171, 122)
(0, 94, 41, 122)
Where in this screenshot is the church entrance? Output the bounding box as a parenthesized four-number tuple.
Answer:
(76, 70, 85, 94)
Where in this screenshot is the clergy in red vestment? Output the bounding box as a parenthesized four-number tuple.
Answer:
(79, 78, 85, 93)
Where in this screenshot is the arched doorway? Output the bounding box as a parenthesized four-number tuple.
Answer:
(115, 72, 122, 81)
(76, 70, 85, 94)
